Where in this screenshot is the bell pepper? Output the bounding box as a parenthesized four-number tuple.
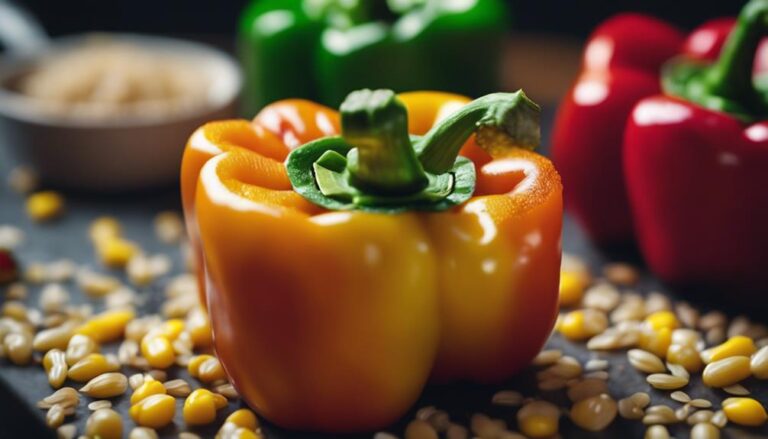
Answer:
(624, 0, 768, 291)
(238, 0, 508, 114)
(551, 14, 746, 245)
(181, 89, 562, 431)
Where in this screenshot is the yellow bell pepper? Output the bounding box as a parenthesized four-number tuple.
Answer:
(181, 89, 562, 432)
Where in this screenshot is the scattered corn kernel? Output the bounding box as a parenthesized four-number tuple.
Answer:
(147, 319, 185, 341)
(89, 217, 122, 244)
(85, 408, 122, 439)
(667, 344, 703, 373)
(26, 191, 64, 222)
(751, 346, 768, 379)
(722, 397, 768, 426)
(639, 327, 672, 359)
(65, 334, 99, 366)
(702, 356, 751, 388)
(558, 271, 585, 307)
(186, 308, 212, 348)
(68, 353, 120, 382)
(97, 238, 138, 269)
(80, 373, 128, 398)
(140, 335, 175, 369)
(645, 311, 679, 331)
(188, 354, 214, 378)
(43, 349, 68, 388)
(557, 309, 608, 341)
(701, 336, 756, 364)
(129, 394, 176, 429)
(184, 389, 228, 426)
(225, 408, 259, 431)
(130, 380, 167, 405)
(76, 309, 135, 343)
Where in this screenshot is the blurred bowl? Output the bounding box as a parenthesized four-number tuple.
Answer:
(0, 33, 241, 190)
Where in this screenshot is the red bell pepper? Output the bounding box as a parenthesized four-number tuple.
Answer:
(551, 14, 741, 245)
(624, 0, 768, 290)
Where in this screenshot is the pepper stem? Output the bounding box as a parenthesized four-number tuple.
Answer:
(417, 91, 540, 174)
(343, 89, 428, 195)
(703, 0, 768, 114)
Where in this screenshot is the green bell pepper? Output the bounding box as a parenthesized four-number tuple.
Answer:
(238, 0, 510, 115)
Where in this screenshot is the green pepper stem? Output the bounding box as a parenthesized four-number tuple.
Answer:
(704, 0, 768, 113)
(342, 89, 429, 195)
(416, 91, 540, 174)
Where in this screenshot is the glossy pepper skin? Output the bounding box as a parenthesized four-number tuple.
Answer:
(550, 15, 747, 245)
(238, 0, 508, 113)
(624, 0, 768, 291)
(181, 92, 562, 431)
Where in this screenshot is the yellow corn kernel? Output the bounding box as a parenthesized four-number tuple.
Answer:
(187, 309, 212, 348)
(701, 335, 757, 364)
(519, 415, 558, 438)
(42, 349, 67, 389)
(232, 429, 261, 439)
(86, 408, 122, 439)
(68, 353, 120, 382)
(184, 389, 228, 426)
(97, 238, 138, 268)
(129, 393, 176, 429)
(147, 319, 185, 341)
(639, 327, 672, 358)
(702, 356, 752, 388)
(645, 311, 679, 331)
(226, 408, 259, 431)
(722, 397, 768, 426)
(130, 380, 167, 405)
(666, 344, 703, 373)
(140, 335, 175, 369)
(89, 217, 121, 244)
(76, 309, 135, 343)
(558, 271, 585, 308)
(188, 354, 215, 378)
(557, 310, 607, 341)
(199, 358, 227, 383)
(26, 191, 64, 222)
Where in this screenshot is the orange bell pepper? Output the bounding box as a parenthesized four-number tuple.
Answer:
(181, 89, 562, 432)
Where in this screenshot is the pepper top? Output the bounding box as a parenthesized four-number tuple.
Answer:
(663, 0, 768, 121)
(285, 88, 540, 213)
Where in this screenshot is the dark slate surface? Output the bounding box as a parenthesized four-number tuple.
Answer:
(0, 108, 767, 439)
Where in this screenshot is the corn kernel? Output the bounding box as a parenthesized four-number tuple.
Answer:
(131, 380, 167, 405)
(645, 311, 679, 331)
(129, 394, 176, 429)
(702, 356, 751, 388)
(225, 408, 259, 431)
(89, 217, 121, 244)
(76, 309, 135, 343)
(68, 353, 120, 382)
(147, 319, 185, 341)
(722, 397, 768, 426)
(639, 327, 672, 358)
(26, 191, 64, 222)
(140, 335, 175, 369)
(187, 308, 212, 348)
(97, 238, 138, 268)
(558, 271, 585, 307)
(557, 309, 607, 341)
(519, 415, 558, 438)
(42, 349, 67, 389)
(188, 354, 215, 377)
(184, 389, 227, 426)
(666, 344, 703, 373)
(701, 335, 756, 364)
(86, 408, 122, 439)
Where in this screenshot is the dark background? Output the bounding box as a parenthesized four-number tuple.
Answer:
(7, 0, 746, 40)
